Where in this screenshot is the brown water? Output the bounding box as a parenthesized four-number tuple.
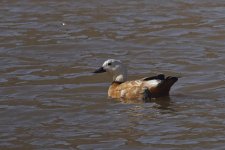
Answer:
(0, 0, 225, 149)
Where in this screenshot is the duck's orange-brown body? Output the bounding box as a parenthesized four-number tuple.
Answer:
(108, 75, 178, 102)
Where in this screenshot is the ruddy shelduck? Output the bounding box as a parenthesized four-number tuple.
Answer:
(94, 59, 178, 102)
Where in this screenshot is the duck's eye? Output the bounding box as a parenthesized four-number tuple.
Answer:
(108, 62, 112, 66)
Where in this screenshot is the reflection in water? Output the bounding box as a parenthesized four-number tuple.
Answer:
(0, 0, 225, 149)
(152, 97, 174, 111)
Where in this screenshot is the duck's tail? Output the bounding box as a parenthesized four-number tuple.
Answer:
(158, 76, 178, 95)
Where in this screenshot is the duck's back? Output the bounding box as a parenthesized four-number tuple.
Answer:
(108, 74, 178, 102)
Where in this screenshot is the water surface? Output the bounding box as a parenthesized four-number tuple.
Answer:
(0, 0, 225, 149)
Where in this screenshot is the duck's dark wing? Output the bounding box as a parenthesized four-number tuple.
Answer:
(143, 74, 178, 98)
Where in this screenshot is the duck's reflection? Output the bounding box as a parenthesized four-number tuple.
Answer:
(122, 96, 175, 119)
(151, 96, 173, 110)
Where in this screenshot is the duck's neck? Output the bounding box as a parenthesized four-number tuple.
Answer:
(113, 70, 127, 83)
(113, 74, 126, 82)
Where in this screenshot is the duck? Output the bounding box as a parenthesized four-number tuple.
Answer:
(93, 59, 178, 102)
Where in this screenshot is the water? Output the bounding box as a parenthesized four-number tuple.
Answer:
(0, 0, 225, 149)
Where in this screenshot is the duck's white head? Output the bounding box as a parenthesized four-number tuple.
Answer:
(93, 59, 127, 82)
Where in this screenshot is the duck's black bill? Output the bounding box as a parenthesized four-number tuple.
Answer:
(93, 67, 106, 73)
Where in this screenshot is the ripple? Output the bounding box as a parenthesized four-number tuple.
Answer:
(0, 0, 225, 149)
(77, 138, 127, 150)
